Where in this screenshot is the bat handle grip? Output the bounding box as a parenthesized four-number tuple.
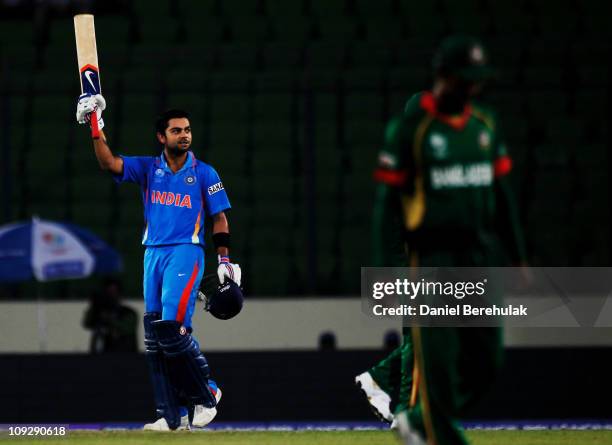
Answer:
(90, 110, 100, 139)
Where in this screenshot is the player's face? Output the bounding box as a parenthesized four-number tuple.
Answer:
(159, 118, 192, 152)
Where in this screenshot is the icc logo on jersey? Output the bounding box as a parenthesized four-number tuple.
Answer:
(479, 131, 491, 150)
(429, 133, 448, 159)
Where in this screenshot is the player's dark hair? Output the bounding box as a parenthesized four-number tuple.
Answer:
(155, 109, 190, 135)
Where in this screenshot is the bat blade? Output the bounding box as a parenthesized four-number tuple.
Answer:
(74, 14, 102, 138)
(74, 14, 101, 95)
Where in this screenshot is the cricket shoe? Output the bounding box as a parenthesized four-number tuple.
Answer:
(192, 387, 223, 428)
(390, 416, 398, 430)
(143, 414, 190, 431)
(395, 410, 426, 445)
(355, 372, 393, 424)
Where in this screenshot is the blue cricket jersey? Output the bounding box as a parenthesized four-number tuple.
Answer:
(113, 151, 231, 247)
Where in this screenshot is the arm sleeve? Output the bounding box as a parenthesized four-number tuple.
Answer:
(112, 156, 152, 186)
(201, 165, 231, 216)
(493, 138, 527, 263)
(372, 116, 411, 267)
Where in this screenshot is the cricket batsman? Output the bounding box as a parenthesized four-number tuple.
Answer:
(360, 35, 526, 444)
(75, 99, 241, 431)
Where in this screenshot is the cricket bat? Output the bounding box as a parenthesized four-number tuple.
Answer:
(74, 14, 102, 139)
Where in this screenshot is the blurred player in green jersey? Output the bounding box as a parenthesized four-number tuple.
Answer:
(357, 35, 526, 445)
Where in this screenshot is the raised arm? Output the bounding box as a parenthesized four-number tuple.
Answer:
(93, 130, 124, 175)
(76, 94, 123, 175)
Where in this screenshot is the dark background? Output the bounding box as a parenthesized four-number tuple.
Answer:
(1, 349, 611, 422)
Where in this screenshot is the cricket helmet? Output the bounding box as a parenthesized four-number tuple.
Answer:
(199, 275, 244, 320)
(432, 35, 495, 81)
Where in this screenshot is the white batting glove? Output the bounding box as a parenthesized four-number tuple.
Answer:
(217, 256, 242, 287)
(76, 93, 106, 129)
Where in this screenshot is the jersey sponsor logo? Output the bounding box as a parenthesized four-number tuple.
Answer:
(184, 175, 196, 185)
(430, 162, 493, 189)
(208, 182, 224, 195)
(150, 190, 193, 208)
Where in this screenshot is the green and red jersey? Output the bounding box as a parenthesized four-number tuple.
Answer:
(372, 91, 525, 266)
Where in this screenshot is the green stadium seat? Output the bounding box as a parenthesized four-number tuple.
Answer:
(71, 201, 113, 231)
(250, 255, 291, 294)
(95, 16, 131, 46)
(261, 43, 303, 71)
(313, 91, 337, 120)
(347, 44, 390, 70)
(263, 0, 306, 18)
(577, 65, 608, 88)
(364, 16, 407, 42)
(267, 16, 312, 43)
(28, 200, 67, 221)
(177, 0, 217, 17)
(346, 120, 385, 147)
(209, 92, 250, 123)
(0, 19, 35, 46)
(316, 17, 361, 43)
(406, 14, 446, 40)
(252, 145, 293, 176)
(208, 119, 249, 149)
(576, 144, 606, 167)
(534, 144, 570, 166)
(252, 92, 293, 121)
(486, 90, 526, 117)
(538, 11, 577, 37)
(489, 2, 533, 34)
(230, 16, 272, 44)
(121, 92, 158, 121)
(166, 93, 209, 123)
(217, 43, 261, 71)
(182, 15, 228, 44)
(252, 125, 293, 158)
(447, 12, 489, 36)
(2, 44, 38, 72)
(135, 17, 181, 44)
(122, 65, 165, 92)
(346, 91, 384, 121)
(545, 116, 581, 144)
(252, 168, 294, 197)
(526, 91, 569, 116)
(31, 94, 72, 124)
(574, 90, 606, 118)
(166, 69, 210, 94)
(581, 8, 609, 37)
(252, 197, 295, 225)
(46, 18, 76, 47)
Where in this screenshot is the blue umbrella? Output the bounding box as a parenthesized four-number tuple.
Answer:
(0, 217, 122, 282)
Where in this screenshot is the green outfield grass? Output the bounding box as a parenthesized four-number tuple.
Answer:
(1, 430, 611, 445)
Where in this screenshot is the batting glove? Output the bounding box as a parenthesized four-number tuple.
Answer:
(217, 256, 242, 287)
(76, 93, 106, 129)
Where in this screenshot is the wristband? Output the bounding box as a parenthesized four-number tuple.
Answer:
(212, 232, 230, 249)
(218, 255, 230, 264)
